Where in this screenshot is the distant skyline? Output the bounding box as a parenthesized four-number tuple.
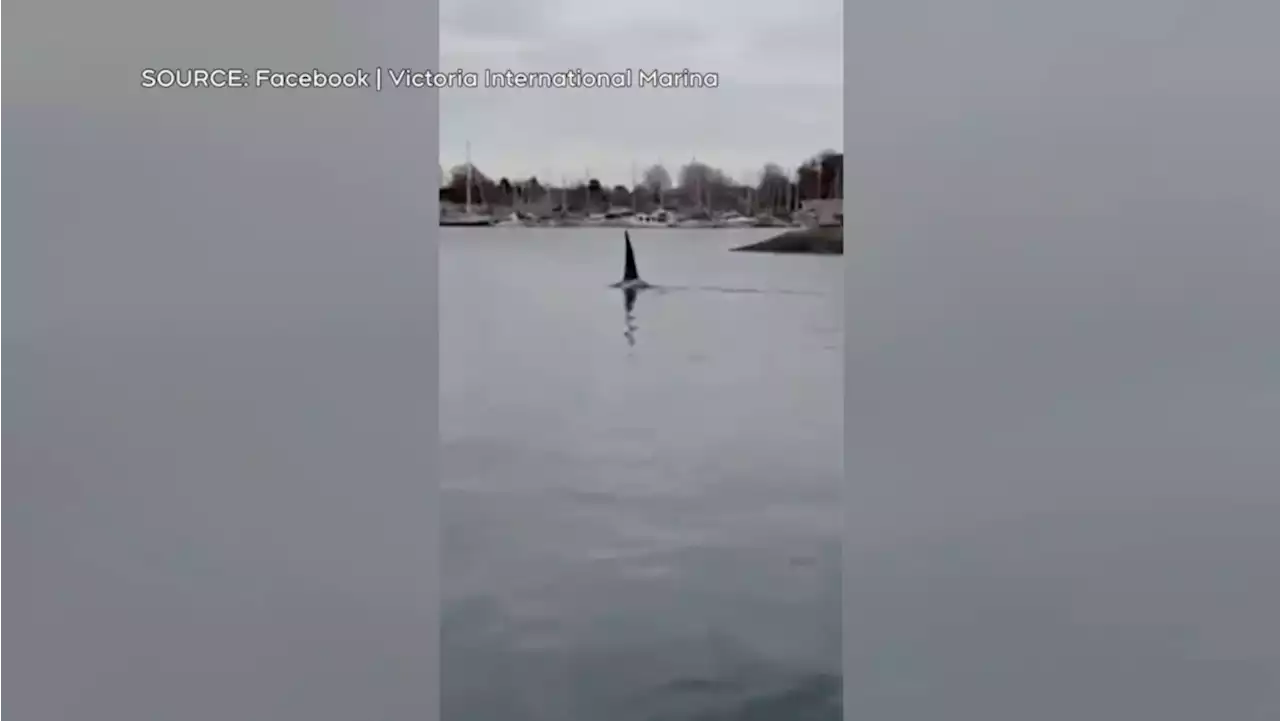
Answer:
(440, 0, 842, 185)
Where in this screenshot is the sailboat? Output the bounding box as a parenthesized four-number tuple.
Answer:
(441, 141, 495, 226)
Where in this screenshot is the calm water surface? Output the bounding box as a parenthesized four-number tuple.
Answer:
(441, 228, 842, 720)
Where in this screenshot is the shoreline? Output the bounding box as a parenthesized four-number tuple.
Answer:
(730, 226, 843, 255)
(438, 221, 798, 231)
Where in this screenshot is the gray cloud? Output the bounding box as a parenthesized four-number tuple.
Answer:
(441, 0, 557, 43)
(440, 0, 842, 184)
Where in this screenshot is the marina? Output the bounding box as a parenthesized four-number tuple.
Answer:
(440, 143, 844, 231)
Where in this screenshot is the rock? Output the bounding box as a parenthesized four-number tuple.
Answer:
(731, 226, 843, 255)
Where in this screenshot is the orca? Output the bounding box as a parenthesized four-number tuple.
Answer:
(609, 231, 651, 290)
(608, 231, 649, 346)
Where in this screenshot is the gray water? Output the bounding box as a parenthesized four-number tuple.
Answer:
(440, 228, 843, 720)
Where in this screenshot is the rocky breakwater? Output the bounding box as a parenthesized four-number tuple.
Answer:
(730, 226, 843, 255)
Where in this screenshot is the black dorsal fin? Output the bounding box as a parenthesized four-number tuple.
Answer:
(623, 231, 640, 282)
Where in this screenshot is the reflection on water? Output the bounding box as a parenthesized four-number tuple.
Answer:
(623, 286, 640, 347)
(442, 228, 842, 721)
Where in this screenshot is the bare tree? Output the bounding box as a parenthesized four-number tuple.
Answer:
(586, 178, 606, 210)
(678, 161, 732, 190)
(642, 164, 673, 191)
(610, 185, 632, 208)
(443, 163, 496, 206)
(519, 176, 545, 201)
(756, 163, 791, 213)
(448, 163, 490, 186)
(440, 151, 839, 211)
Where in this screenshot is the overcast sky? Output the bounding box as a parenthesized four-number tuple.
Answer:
(440, 0, 842, 185)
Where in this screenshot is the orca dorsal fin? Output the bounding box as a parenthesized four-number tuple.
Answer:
(623, 231, 640, 282)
